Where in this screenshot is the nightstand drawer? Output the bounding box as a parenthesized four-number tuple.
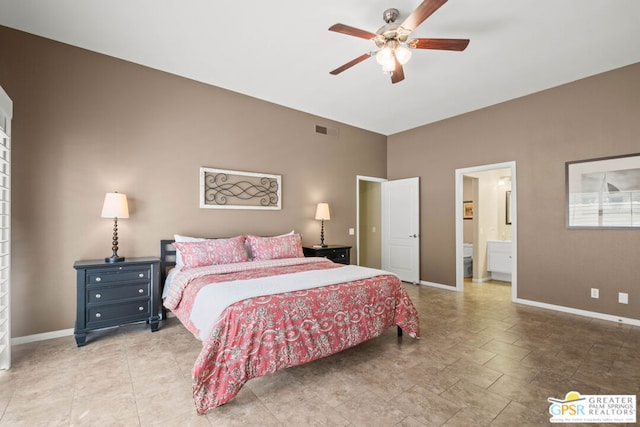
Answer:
(87, 283, 149, 303)
(302, 245, 351, 265)
(86, 267, 149, 284)
(326, 249, 348, 262)
(87, 300, 150, 325)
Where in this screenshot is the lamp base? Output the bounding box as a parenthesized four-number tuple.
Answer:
(105, 256, 125, 263)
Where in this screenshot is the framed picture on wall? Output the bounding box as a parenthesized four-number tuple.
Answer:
(566, 153, 640, 228)
(463, 201, 474, 220)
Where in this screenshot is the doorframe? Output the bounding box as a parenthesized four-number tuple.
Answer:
(356, 175, 386, 266)
(455, 161, 517, 302)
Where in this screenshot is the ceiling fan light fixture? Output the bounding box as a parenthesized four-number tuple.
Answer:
(382, 61, 396, 73)
(328, 0, 470, 84)
(395, 45, 412, 65)
(376, 46, 397, 72)
(375, 46, 394, 66)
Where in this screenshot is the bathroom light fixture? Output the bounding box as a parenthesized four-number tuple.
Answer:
(498, 176, 511, 187)
(101, 192, 129, 263)
(314, 203, 331, 247)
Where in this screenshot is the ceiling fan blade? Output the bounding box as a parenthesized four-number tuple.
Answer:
(329, 23, 377, 40)
(401, 0, 448, 33)
(407, 38, 470, 51)
(330, 53, 371, 75)
(391, 55, 405, 84)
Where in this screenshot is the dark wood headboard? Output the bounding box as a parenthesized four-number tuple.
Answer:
(160, 239, 177, 286)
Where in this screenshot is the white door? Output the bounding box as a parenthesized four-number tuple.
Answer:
(382, 177, 420, 283)
(0, 85, 12, 370)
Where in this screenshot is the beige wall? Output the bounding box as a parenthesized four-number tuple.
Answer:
(0, 26, 387, 337)
(388, 62, 640, 319)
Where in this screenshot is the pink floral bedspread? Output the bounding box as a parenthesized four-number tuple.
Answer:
(164, 258, 420, 414)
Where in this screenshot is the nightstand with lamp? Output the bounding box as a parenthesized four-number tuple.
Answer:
(73, 192, 160, 346)
(303, 202, 351, 265)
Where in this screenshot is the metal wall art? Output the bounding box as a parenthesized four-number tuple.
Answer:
(200, 167, 281, 210)
(566, 153, 640, 228)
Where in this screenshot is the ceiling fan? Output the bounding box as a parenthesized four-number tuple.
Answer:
(329, 0, 469, 84)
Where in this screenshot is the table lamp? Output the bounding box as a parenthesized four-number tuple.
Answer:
(101, 192, 129, 263)
(315, 202, 330, 247)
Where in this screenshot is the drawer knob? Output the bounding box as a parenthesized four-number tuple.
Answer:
(95, 277, 101, 282)
(138, 288, 144, 294)
(95, 312, 101, 318)
(138, 273, 144, 278)
(95, 293, 101, 299)
(138, 306, 144, 311)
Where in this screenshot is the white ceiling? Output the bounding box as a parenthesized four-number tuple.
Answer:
(1, 0, 639, 135)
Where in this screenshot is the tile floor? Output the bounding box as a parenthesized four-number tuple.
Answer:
(1, 280, 638, 426)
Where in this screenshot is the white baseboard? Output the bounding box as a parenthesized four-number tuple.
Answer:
(515, 298, 640, 326)
(418, 280, 640, 326)
(10, 312, 176, 346)
(11, 328, 74, 346)
(419, 280, 457, 291)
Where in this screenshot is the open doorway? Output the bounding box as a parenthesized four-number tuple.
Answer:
(455, 162, 518, 302)
(356, 176, 385, 267)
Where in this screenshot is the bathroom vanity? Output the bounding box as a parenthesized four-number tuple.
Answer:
(487, 240, 512, 282)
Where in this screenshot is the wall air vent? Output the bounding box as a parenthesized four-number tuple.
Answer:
(315, 124, 339, 138)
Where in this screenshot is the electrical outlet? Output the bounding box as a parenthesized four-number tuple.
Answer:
(590, 288, 599, 299)
(618, 292, 628, 304)
(348, 228, 354, 236)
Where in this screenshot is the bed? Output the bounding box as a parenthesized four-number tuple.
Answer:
(161, 233, 420, 415)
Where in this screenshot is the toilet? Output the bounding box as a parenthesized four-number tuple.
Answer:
(463, 243, 473, 258)
(463, 243, 473, 278)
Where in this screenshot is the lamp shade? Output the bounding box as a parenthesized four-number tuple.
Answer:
(315, 203, 330, 221)
(101, 192, 129, 219)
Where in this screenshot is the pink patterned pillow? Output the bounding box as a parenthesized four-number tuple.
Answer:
(173, 236, 249, 270)
(246, 233, 304, 261)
